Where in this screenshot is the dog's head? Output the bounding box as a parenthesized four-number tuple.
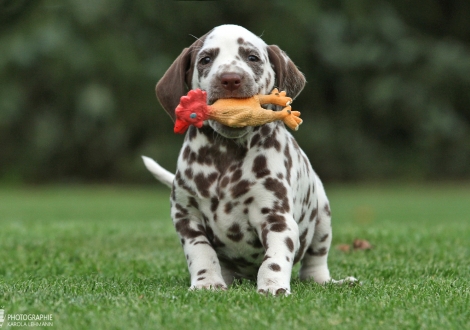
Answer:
(156, 24, 306, 139)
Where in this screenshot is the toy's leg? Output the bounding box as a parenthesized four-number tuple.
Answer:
(278, 106, 302, 131)
(258, 89, 292, 107)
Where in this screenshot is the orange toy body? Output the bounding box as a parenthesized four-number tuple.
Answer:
(174, 89, 302, 134)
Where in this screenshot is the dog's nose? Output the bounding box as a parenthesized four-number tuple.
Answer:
(220, 73, 242, 91)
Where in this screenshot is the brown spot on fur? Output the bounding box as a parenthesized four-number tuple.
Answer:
(267, 214, 285, 224)
(294, 229, 309, 263)
(175, 219, 205, 239)
(244, 197, 254, 204)
(264, 178, 290, 213)
(307, 247, 328, 256)
(309, 208, 318, 222)
(252, 155, 271, 178)
(284, 144, 293, 184)
(250, 133, 261, 148)
(194, 172, 218, 197)
(260, 125, 271, 136)
(270, 222, 287, 232)
(188, 126, 198, 140)
(268, 263, 281, 272)
(175, 172, 196, 195)
(231, 169, 243, 182)
(263, 136, 281, 151)
(184, 168, 194, 179)
(261, 208, 271, 214)
(324, 204, 331, 217)
(284, 237, 294, 253)
(210, 197, 219, 212)
(238, 46, 264, 81)
(231, 180, 252, 198)
(227, 223, 244, 242)
(188, 196, 199, 209)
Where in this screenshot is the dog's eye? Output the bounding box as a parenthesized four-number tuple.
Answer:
(200, 56, 212, 65)
(248, 55, 260, 62)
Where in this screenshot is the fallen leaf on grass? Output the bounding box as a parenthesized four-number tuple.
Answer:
(353, 239, 372, 250)
(337, 244, 351, 252)
(337, 239, 373, 252)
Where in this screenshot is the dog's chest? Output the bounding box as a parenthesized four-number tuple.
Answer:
(173, 124, 316, 275)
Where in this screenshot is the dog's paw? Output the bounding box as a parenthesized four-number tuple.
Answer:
(190, 283, 227, 291)
(330, 276, 360, 286)
(258, 287, 291, 296)
(190, 274, 227, 291)
(257, 282, 291, 296)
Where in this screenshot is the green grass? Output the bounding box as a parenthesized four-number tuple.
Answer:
(0, 184, 469, 330)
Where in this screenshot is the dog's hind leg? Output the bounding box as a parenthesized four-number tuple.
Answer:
(299, 174, 358, 285)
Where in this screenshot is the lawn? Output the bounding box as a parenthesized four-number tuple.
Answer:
(0, 184, 469, 330)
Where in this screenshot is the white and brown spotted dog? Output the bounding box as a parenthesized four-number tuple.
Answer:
(143, 25, 356, 295)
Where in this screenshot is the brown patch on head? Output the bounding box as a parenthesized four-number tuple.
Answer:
(197, 47, 220, 80)
(238, 46, 264, 82)
(155, 30, 213, 120)
(267, 44, 306, 99)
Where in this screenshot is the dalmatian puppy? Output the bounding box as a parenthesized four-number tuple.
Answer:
(143, 24, 356, 295)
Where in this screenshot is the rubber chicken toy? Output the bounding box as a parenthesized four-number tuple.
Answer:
(174, 88, 302, 134)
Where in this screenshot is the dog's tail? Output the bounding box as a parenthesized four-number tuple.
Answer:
(141, 156, 174, 189)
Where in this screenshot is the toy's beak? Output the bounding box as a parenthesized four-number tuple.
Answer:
(174, 119, 190, 134)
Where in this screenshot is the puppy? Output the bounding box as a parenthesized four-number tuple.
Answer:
(143, 25, 356, 295)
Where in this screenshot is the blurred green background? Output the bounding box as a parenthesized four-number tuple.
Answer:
(1, 0, 470, 184)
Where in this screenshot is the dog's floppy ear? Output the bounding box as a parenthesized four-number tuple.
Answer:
(267, 45, 306, 100)
(155, 34, 208, 121)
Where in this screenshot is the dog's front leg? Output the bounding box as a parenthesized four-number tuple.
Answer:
(256, 214, 300, 296)
(174, 215, 227, 290)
